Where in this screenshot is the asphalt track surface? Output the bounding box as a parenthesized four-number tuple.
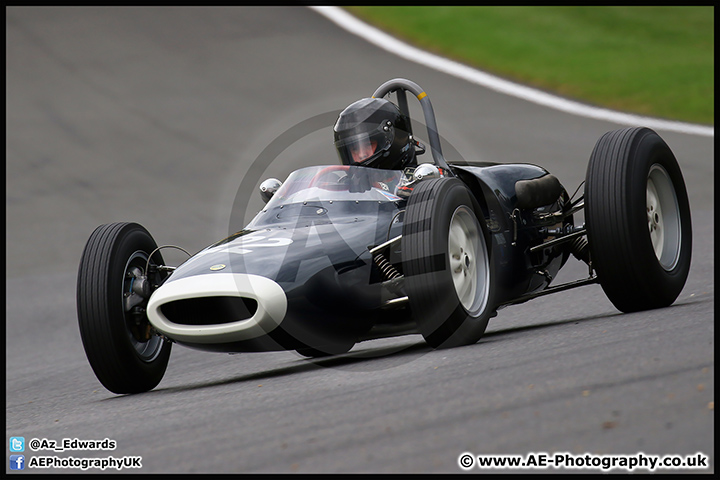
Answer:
(6, 7, 714, 474)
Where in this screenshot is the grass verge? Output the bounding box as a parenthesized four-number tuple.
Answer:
(346, 6, 713, 125)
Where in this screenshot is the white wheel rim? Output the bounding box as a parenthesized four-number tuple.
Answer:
(647, 164, 681, 271)
(448, 206, 489, 315)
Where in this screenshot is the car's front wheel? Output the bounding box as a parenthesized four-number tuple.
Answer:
(77, 222, 172, 394)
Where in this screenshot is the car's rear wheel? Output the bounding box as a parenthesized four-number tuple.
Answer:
(585, 127, 692, 312)
(77, 222, 172, 394)
(402, 177, 495, 348)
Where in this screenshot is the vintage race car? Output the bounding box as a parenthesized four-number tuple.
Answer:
(77, 78, 692, 394)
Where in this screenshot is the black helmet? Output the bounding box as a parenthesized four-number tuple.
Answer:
(333, 97, 415, 170)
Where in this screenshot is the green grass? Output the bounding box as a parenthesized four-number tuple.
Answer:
(346, 6, 714, 125)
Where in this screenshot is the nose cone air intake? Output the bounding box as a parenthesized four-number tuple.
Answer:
(146, 273, 287, 344)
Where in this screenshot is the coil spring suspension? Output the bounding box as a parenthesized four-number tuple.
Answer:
(570, 235, 590, 264)
(373, 253, 401, 280)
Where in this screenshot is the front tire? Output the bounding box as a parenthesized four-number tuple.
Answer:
(402, 178, 495, 348)
(77, 222, 172, 394)
(585, 127, 692, 312)
(296, 344, 353, 358)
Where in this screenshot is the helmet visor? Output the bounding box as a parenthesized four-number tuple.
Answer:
(334, 121, 394, 165)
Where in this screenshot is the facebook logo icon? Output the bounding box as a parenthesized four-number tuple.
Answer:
(10, 455, 25, 470)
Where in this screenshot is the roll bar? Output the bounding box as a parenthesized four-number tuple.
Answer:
(372, 78, 454, 176)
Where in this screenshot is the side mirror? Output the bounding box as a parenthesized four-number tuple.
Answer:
(259, 178, 282, 203)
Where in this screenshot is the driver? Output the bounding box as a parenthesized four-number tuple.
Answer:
(333, 97, 417, 170)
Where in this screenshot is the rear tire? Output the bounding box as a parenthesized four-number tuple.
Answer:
(585, 127, 692, 312)
(402, 178, 495, 349)
(77, 222, 172, 394)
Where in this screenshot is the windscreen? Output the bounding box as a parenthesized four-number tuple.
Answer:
(263, 165, 404, 209)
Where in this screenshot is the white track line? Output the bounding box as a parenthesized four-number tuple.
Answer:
(310, 6, 713, 137)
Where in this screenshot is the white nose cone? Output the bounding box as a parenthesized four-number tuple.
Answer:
(146, 273, 287, 344)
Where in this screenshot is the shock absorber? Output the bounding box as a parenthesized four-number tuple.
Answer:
(373, 252, 402, 280)
(570, 235, 590, 264)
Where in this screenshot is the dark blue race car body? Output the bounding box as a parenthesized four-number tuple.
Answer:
(77, 78, 692, 393)
(145, 161, 572, 354)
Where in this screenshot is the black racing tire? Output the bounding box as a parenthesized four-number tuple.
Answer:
(402, 177, 495, 349)
(77, 222, 172, 394)
(585, 127, 692, 313)
(296, 348, 330, 358)
(296, 345, 351, 358)
(295, 337, 355, 358)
